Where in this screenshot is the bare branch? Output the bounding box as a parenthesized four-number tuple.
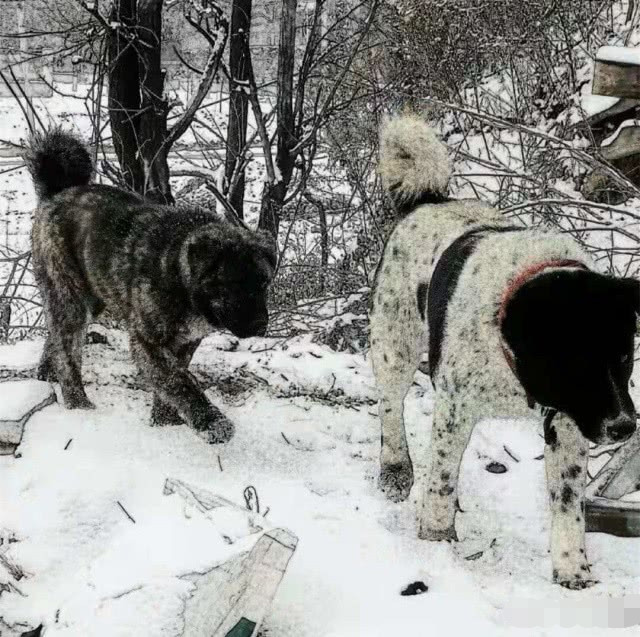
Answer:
(164, 0, 228, 151)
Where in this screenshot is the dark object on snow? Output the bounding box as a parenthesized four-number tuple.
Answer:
(400, 581, 428, 596)
(20, 625, 43, 637)
(86, 327, 109, 345)
(465, 551, 484, 561)
(485, 461, 507, 474)
(225, 617, 257, 636)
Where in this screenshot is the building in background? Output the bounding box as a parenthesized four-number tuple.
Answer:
(0, 0, 330, 96)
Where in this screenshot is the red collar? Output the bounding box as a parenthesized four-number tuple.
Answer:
(498, 259, 588, 408)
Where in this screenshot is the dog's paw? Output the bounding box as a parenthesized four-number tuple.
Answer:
(556, 576, 599, 590)
(378, 462, 414, 502)
(418, 525, 458, 542)
(553, 567, 598, 590)
(193, 405, 235, 444)
(150, 401, 183, 427)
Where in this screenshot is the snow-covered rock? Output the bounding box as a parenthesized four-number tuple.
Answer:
(0, 380, 56, 455)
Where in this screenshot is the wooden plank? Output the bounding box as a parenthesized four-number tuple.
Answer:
(593, 59, 640, 99)
(586, 496, 640, 537)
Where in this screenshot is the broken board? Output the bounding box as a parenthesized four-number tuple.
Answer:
(164, 478, 298, 637)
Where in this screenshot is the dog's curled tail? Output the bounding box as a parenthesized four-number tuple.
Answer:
(379, 115, 451, 212)
(25, 128, 94, 200)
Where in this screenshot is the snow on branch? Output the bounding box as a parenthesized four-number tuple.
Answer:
(423, 96, 640, 201)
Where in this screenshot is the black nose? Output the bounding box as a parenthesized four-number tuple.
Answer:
(606, 416, 636, 442)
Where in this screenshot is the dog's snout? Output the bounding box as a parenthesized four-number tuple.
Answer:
(605, 415, 637, 443)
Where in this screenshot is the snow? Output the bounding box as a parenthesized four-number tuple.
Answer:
(0, 338, 44, 370)
(3, 6, 640, 631)
(0, 379, 54, 421)
(0, 388, 269, 635)
(2, 332, 640, 635)
(596, 46, 640, 66)
(581, 94, 620, 117)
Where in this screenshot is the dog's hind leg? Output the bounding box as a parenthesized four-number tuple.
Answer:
(418, 392, 475, 542)
(44, 295, 93, 409)
(371, 295, 423, 503)
(131, 332, 233, 443)
(544, 412, 595, 589)
(36, 265, 93, 409)
(151, 339, 202, 427)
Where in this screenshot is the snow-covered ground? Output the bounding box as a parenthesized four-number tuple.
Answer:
(1, 330, 640, 635)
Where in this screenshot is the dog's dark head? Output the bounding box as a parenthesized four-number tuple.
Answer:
(501, 269, 639, 444)
(186, 227, 277, 338)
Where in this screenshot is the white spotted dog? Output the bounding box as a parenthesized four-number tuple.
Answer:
(370, 115, 640, 589)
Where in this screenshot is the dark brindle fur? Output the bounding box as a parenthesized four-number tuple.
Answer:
(26, 129, 276, 443)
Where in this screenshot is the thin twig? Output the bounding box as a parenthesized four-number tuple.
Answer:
(116, 501, 136, 524)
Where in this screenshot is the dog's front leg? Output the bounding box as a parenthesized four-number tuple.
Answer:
(151, 339, 202, 427)
(130, 333, 234, 444)
(419, 394, 475, 542)
(544, 412, 595, 589)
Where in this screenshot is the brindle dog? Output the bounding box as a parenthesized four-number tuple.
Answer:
(26, 129, 276, 444)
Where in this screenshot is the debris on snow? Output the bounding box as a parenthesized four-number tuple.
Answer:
(485, 461, 508, 474)
(400, 581, 428, 596)
(164, 479, 297, 637)
(86, 324, 110, 346)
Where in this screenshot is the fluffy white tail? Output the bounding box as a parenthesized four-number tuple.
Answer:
(379, 115, 451, 210)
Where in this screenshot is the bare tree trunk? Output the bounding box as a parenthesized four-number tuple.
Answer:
(224, 0, 252, 218)
(258, 0, 298, 238)
(108, 0, 145, 193)
(137, 0, 173, 204)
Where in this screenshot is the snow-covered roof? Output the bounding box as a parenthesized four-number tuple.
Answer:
(596, 46, 640, 66)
